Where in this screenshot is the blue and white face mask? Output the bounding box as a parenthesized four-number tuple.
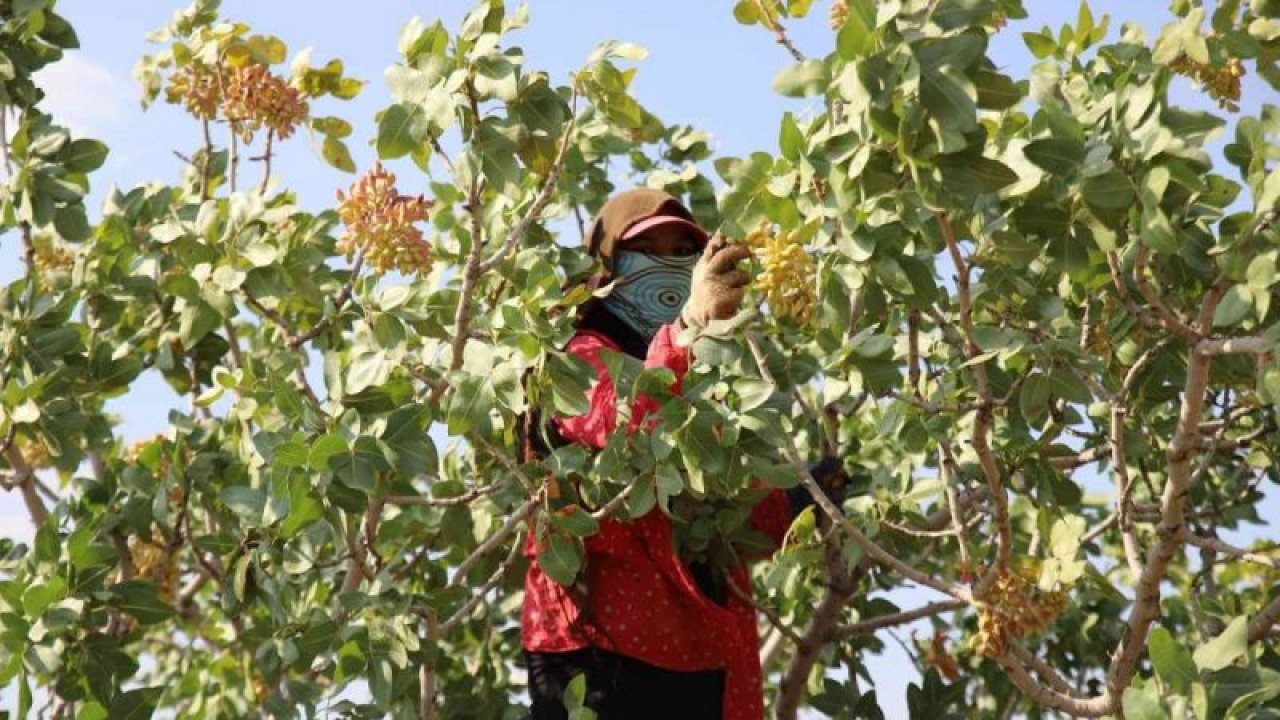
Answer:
(601, 250, 698, 341)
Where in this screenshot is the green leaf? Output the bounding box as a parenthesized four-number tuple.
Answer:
(931, 0, 998, 31)
(22, 576, 67, 616)
(221, 486, 266, 522)
(1023, 31, 1058, 59)
(1122, 686, 1170, 720)
(1213, 286, 1253, 328)
(281, 475, 324, 538)
(381, 406, 435, 476)
(1082, 170, 1135, 209)
(1020, 373, 1051, 425)
(1150, 626, 1197, 694)
(376, 103, 428, 159)
(308, 435, 347, 472)
(110, 581, 175, 626)
(322, 136, 356, 172)
(772, 59, 829, 98)
(60, 138, 109, 173)
(1246, 252, 1277, 290)
(108, 687, 161, 720)
(919, 64, 977, 131)
(550, 505, 601, 538)
(537, 530, 583, 586)
(1023, 138, 1085, 175)
(836, 0, 876, 58)
(779, 111, 803, 161)
(1194, 616, 1249, 672)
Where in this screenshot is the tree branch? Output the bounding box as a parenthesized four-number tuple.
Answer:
(2, 444, 49, 527)
(477, 89, 577, 274)
(752, 0, 806, 61)
(1196, 335, 1272, 356)
(1180, 531, 1276, 569)
(936, 212, 1010, 592)
(835, 600, 966, 638)
(1132, 245, 1201, 342)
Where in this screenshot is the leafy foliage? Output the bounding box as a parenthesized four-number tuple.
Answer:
(0, 0, 1279, 718)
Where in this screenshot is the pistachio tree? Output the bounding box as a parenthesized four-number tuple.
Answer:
(1, 0, 1279, 718)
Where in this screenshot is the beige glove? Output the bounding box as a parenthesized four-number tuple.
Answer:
(679, 235, 752, 332)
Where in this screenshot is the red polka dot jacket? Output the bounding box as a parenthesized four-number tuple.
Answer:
(522, 323, 794, 720)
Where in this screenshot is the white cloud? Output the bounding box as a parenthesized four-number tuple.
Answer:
(33, 51, 127, 136)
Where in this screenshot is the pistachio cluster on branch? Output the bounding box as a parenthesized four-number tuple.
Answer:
(335, 162, 434, 276)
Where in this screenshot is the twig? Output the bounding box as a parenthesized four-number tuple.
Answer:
(439, 528, 524, 634)
(746, 333, 970, 603)
(993, 652, 1111, 717)
(223, 319, 243, 371)
(726, 576, 801, 646)
(1112, 404, 1143, 579)
(589, 477, 644, 519)
(386, 482, 492, 508)
(834, 600, 966, 638)
(936, 212, 1010, 592)
(449, 497, 538, 587)
(200, 118, 214, 201)
(429, 81, 489, 408)
(941, 446, 971, 568)
(1132, 245, 1200, 342)
(476, 88, 578, 274)
(1180, 531, 1277, 569)
(289, 252, 365, 350)
(228, 125, 239, 193)
(259, 129, 274, 196)
(752, 0, 806, 62)
(420, 611, 438, 720)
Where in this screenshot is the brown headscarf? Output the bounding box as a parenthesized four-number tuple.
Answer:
(584, 188, 706, 279)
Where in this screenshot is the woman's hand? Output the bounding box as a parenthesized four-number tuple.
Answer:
(679, 235, 751, 332)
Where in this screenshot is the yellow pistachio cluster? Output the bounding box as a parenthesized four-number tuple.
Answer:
(128, 528, 180, 605)
(743, 227, 816, 323)
(165, 63, 221, 120)
(829, 0, 847, 29)
(222, 63, 310, 142)
(14, 437, 51, 470)
(1169, 55, 1245, 112)
(34, 243, 75, 274)
(335, 162, 434, 276)
(972, 566, 1067, 658)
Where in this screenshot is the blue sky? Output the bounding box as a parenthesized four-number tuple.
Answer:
(1, 1, 1277, 717)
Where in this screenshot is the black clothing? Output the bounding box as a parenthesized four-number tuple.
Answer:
(525, 648, 725, 720)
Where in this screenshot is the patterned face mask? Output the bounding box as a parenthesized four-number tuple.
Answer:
(601, 250, 698, 341)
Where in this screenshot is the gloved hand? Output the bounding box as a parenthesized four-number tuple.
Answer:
(679, 235, 751, 332)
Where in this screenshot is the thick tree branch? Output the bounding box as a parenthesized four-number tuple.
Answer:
(1104, 281, 1226, 699)
(1250, 594, 1280, 643)
(1196, 335, 1272, 356)
(2, 444, 49, 526)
